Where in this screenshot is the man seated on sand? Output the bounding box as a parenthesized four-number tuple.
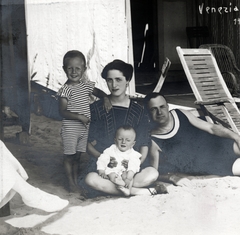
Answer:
(0, 140, 69, 213)
(97, 125, 142, 196)
(144, 93, 240, 184)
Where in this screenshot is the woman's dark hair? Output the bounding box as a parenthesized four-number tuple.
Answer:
(101, 59, 133, 81)
(63, 50, 86, 68)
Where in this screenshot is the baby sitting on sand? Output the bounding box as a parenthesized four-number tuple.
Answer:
(97, 125, 141, 196)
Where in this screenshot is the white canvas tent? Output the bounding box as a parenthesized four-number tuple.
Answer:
(25, 0, 135, 95)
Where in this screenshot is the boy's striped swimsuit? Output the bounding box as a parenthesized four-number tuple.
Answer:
(58, 81, 94, 155)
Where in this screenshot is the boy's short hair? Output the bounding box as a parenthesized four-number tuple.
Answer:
(101, 59, 133, 81)
(63, 50, 86, 67)
(115, 125, 136, 138)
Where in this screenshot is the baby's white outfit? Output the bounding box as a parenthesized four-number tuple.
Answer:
(97, 144, 141, 176)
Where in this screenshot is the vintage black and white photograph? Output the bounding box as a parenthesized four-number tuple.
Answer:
(1, 0, 240, 234)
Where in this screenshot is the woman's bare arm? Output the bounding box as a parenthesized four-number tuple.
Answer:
(87, 142, 101, 159)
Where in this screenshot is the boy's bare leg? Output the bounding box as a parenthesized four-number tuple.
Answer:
(108, 172, 125, 186)
(64, 155, 79, 192)
(121, 171, 127, 181)
(72, 152, 87, 197)
(73, 152, 81, 185)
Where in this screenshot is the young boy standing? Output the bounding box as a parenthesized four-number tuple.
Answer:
(58, 50, 111, 193)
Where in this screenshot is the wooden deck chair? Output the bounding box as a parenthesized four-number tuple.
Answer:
(176, 46, 240, 135)
(132, 57, 171, 100)
(153, 57, 171, 93)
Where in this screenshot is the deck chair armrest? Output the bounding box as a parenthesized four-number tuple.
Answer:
(195, 98, 234, 106)
(233, 97, 240, 103)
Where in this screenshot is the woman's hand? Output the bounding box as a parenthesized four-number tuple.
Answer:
(107, 157, 118, 168)
(103, 96, 112, 113)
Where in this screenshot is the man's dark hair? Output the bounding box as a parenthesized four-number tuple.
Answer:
(144, 92, 167, 109)
(101, 59, 133, 81)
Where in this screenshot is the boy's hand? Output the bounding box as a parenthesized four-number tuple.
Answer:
(103, 96, 112, 113)
(108, 157, 118, 168)
(78, 114, 91, 126)
(121, 159, 129, 169)
(98, 170, 108, 179)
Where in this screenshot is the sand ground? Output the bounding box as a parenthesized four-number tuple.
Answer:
(1, 113, 240, 235)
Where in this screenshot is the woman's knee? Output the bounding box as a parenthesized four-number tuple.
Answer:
(133, 167, 159, 187)
(85, 172, 98, 187)
(146, 167, 159, 182)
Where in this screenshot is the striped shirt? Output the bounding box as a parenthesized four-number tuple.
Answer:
(58, 81, 95, 118)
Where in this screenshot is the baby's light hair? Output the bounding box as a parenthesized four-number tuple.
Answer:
(115, 125, 136, 139)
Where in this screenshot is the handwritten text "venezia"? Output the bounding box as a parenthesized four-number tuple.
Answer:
(199, 3, 239, 14)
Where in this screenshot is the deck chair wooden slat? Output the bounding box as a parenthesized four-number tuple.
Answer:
(196, 90, 227, 97)
(195, 81, 223, 87)
(195, 81, 224, 87)
(184, 57, 213, 63)
(176, 46, 240, 134)
(191, 72, 222, 78)
(189, 68, 218, 74)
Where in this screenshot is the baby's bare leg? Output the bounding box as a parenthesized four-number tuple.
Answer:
(121, 171, 127, 181)
(117, 171, 131, 196)
(108, 172, 125, 186)
(117, 185, 131, 196)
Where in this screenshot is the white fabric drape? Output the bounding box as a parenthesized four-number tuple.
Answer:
(0, 140, 28, 206)
(25, 0, 135, 95)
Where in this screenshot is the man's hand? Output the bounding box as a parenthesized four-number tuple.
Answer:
(107, 157, 118, 168)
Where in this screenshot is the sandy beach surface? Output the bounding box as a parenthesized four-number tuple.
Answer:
(1, 113, 240, 235)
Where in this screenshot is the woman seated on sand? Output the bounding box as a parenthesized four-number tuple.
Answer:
(83, 60, 164, 196)
(0, 140, 69, 213)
